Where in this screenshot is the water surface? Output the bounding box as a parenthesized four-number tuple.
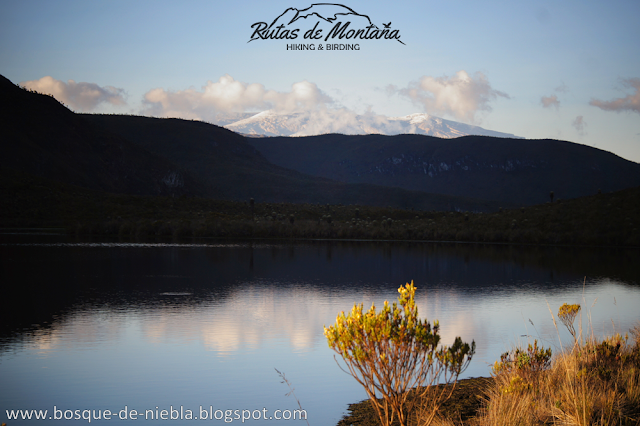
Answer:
(1, 235, 638, 425)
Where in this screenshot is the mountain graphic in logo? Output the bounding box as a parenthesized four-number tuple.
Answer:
(273, 3, 377, 28)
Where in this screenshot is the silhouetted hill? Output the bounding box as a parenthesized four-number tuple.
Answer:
(0, 74, 496, 211)
(0, 75, 206, 196)
(82, 114, 498, 211)
(246, 134, 640, 206)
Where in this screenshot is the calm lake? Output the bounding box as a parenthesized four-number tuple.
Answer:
(1, 233, 639, 425)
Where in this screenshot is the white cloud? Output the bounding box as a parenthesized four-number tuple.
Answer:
(139, 75, 407, 136)
(390, 70, 509, 123)
(141, 74, 333, 122)
(20, 76, 126, 112)
(589, 78, 640, 114)
(572, 115, 587, 136)
(541, 94, 560, 109)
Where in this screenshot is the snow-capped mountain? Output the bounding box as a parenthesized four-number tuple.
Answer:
(224, 110, 311, 136)
(223, 110, 522, 139)
(385, 113, 522, 138)
(210, 112, 256, 126)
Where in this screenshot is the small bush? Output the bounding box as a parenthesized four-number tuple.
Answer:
(478, 313, 640, 426)
(492, 340, 552, 389)
(324, 281, 475, 426)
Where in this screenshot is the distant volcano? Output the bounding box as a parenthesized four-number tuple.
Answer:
(223, 110, 522, 139)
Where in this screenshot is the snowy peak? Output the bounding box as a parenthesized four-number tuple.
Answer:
(222, 110, 521, 139)
(393, 113, 431, 123)
(385, 113, 520, 138)
(225, 110, 310, 136)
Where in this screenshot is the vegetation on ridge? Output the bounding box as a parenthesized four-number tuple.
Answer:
(2, 167, 639, 247)
(247, 133, 640, 207)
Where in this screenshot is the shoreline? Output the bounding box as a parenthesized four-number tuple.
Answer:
(336, 377, 493, 426)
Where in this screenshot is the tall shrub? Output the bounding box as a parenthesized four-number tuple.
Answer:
(324, 281, 475, 426)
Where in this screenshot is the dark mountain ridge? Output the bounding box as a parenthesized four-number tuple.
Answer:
(1, 74, 494, 211)
(0, 75, 206, 196)
(5, 72, 637, 211)
(245, 133, 640, 206)
(81, 114, 497, 211)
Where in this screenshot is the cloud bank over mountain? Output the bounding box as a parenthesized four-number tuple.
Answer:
(141, 74, 333, 120)
(29, 73, 640, 141)
(20, 76, 126, 112)
(17, 73, 521, 138)
(138, 73, 516, 135)
(139, 75, 412, 135)
(388, 71, 509, 124)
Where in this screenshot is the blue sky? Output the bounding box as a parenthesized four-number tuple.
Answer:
(1, 0, 639, 162)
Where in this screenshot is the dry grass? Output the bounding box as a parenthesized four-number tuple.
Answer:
(337, 326, 639, 426)
(472, 322, 640, 426)
(337, 306, 639, 426)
